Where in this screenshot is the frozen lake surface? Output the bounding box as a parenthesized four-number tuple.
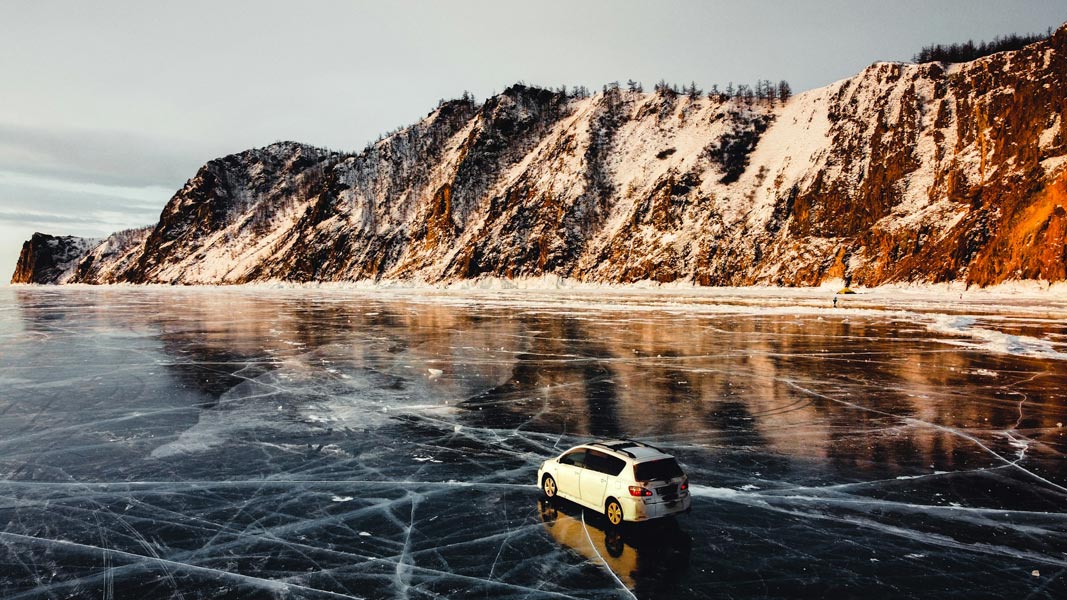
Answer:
(1, 285, 1066, 599)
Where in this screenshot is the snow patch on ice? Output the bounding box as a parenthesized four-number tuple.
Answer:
(689, 485, 753, 500)
(926, 314, 1067, 360)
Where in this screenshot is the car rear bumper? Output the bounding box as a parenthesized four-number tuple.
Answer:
(622, 491, 691, 521)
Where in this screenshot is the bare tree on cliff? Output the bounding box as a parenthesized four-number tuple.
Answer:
(777, 80, 792, 103)
(754, 80, 768, 102)
(760, 80, 777, 103)
(736, 83, 753, 103)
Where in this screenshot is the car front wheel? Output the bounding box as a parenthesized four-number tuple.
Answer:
(543, 475, 557, 498)
(606, 499, 623, 526)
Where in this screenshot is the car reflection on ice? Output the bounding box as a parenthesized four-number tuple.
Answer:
(537, 498, 692, 590)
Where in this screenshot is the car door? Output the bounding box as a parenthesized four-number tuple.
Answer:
(579, 450, 612, 508)
(555, 449, 586, 501)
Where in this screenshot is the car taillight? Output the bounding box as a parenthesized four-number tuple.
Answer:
(680, 478, 689, 491)
(628, 485, 652, 497)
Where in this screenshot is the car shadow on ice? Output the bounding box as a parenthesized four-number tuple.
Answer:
(536, 497, 692, 591)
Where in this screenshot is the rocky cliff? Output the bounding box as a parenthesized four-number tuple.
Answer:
(12, 26, 1067, 286)
(12, 233, 99, 284)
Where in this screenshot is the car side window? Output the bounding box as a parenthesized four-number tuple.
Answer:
(585, 449, 626, 476)
(559, 450, 586, 468)
(600, 454, 626, 476)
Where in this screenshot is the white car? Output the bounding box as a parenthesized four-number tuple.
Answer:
(537, 440, 691, 526)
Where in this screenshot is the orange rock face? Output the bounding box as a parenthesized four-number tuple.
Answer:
(793, 27, 1067, 287)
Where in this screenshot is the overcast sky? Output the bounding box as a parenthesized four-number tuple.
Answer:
(2, 0, 1065, 278)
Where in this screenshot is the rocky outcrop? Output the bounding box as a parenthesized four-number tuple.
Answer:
(11, 233, 99, 284)
(12, 25, 1067, 287)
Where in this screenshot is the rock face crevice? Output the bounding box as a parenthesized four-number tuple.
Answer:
(12, 28, 1067, 287)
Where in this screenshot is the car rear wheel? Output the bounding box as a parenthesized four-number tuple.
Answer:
(543, 475, 557, 498)
(605, 499, 623, 526)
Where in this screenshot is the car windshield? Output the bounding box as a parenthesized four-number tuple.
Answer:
(633, 458, 684, 481)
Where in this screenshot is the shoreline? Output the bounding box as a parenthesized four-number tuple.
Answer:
(5, 277, 1067, 320)
(5, 275, 1067, 298)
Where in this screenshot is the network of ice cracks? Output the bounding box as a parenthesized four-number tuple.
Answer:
(0, 286, 1065, 599)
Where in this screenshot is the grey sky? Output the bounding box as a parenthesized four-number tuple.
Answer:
(2, 0, 1064, 278)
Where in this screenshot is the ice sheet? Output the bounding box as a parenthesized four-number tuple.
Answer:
(0, 286, 1065, 598)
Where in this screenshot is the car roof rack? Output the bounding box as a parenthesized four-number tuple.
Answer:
(590, 439, 666, 458)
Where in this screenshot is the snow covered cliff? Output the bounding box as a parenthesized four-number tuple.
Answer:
(12, 26, 1067, 286)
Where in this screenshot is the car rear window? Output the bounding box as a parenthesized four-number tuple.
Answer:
(633, 458, 684, 481)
